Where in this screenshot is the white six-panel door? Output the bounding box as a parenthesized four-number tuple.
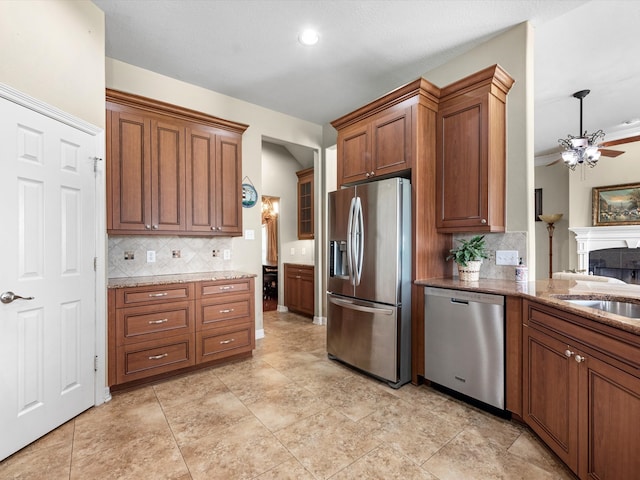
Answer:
(0, 95, 97, 460)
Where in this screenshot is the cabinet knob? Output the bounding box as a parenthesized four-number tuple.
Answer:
(370, 171, 375, 177)
(152, 225, 159, 230)
(145, 224, 151, 229)
(481, 219, 487, 224)
(564, 349, 574, 358)
(365, 172, 370, 178)
(575, 354, 586, 363)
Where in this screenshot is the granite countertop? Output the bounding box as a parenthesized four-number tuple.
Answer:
(416, 277, 640, 336)
(108, 271, 257, 289)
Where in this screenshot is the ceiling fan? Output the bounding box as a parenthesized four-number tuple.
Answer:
(548, 89, 625, 167)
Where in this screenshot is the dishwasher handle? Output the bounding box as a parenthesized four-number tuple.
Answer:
(450, 298, 469, 305)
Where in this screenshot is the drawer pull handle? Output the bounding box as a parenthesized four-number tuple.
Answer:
(219, 286, 234, 291)
(148, 353, 168, 360)
(219, 308, 235, 313)
(148, 318, 169, 324)
(149, 293, 168, 297)
(219, 338, 235, 345)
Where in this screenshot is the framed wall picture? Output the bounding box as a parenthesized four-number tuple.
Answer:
(592, 182, 640, 226)
(535, 188, 542, 221)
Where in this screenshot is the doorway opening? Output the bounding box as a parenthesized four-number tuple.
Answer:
(262, 195, 279, 311)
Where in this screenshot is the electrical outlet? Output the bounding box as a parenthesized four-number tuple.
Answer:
(245, 229, 255, 240)
(172, 250, 181, 258)
(290, 247, 295, 255)
(223, 249, 231, 260)
(212, 249, 219, 257)
(124, 251, 134, 260)
(146, 250, 156, 263)
(496, 250, 519, 266)
(301, 247, 306, 255)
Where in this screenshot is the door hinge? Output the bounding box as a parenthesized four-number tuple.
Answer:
(94, 355, 98, 372)
(93, 156, 103, 173)
(93, 257, 97, 271)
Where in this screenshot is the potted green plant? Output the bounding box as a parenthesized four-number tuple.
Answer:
(446, 235, 489, 281)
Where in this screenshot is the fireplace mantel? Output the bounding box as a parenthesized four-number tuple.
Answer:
(570, 225, 640, 271)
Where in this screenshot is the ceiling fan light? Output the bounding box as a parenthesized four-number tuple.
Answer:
(589, 149, 601, 161)
(562, 150, 578, 164)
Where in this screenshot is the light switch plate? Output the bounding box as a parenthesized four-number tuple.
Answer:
(223, 249, 231, 260)
(146, 250, 156, 263)
(496, 250, 519, 265)
(245, 229, 255, 240)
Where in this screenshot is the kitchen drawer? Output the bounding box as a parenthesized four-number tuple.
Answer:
(196, 325, 252, 363)
(197, 294, 251, 330)
(198, 279, 251, 298)
(116, 300, 193, 345)
(116, 333, 195, 384)
(116, 283, 194, 307)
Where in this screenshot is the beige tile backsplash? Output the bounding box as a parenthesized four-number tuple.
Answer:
(108, 235, 233, 278)
(450, 232, 528, 280)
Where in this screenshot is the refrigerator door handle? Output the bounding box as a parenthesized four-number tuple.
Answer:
(346, 196, 357, 286)
(354, 196, 364, 286)
(328, 295, 394, 315)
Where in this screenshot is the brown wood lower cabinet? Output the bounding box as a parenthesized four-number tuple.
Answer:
(108, 277, 255, 388)
(523, 300, 640, 479)
(284, 263, 314, 317)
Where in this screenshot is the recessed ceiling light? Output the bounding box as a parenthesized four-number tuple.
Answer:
(298, 28, 319, 46)
(622, 118, 640, 126)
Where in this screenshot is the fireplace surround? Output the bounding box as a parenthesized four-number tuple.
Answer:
(570, 226, 640, 284)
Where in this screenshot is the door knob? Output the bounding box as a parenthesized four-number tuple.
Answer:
(1, 291, 35, 304)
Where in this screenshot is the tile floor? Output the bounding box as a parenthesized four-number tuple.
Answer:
(1, 310, 576, 479)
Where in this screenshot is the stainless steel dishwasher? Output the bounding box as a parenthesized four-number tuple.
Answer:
(424, 287, 505, 409)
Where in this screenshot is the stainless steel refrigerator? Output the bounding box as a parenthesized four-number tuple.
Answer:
(327, 177, 411, 388)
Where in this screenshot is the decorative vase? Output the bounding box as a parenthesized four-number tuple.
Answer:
(458, 260, 482, 282)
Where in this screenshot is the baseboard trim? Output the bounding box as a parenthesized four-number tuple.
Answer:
(255, 328, 265, 340)
(277, 305, 288, 312)
(313, 316, 326, 326)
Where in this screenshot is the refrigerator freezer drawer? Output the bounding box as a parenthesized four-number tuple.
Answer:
(327, 295, 399, 384)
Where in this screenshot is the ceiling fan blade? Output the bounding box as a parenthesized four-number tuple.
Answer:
(599, 148, 625, 157)
(601, 135, 640, 147)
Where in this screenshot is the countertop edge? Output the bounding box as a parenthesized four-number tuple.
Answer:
(108, 271, 258, 289)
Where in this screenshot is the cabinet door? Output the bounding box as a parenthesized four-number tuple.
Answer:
(186, 127, 216, 232)
(337, 121, 370, 185)
(436, 95, 490, 232)
(297, 168, 314, 239)
(299, 270, 315, 316)
(216, 133, 242, 235)
(523, 325, 579, 473)
(371, 106, 411, 177)
(151, 119, 185, 232)
(109, 110, 152, 232)
(284, 267, 300, 311)
(579, 354, 640, 480)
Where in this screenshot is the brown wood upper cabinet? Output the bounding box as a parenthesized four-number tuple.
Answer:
(436, 65, 514, 233)
(296, 167, 314, 239)
(334, 103, 412, 186)
(106, 89, 248, 236)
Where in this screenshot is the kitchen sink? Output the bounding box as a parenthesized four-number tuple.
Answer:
(561, 298, 640, 318)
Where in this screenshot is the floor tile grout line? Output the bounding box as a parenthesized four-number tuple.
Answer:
(151, 384, 193, 479)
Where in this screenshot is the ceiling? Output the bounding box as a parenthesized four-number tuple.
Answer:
(93, 0, 640, 164)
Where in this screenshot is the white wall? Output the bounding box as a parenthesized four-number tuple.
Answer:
(106, 59, 324, 332)
(422, 22, 535, 278)
(0, 0, 105, 128)
(534, 164, 570, 278)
